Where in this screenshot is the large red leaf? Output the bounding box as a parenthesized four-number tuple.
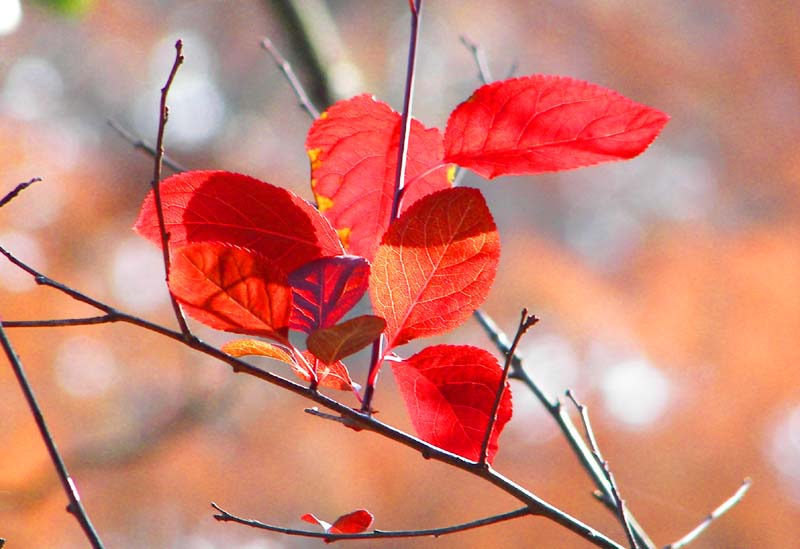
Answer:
(392, 345, 513, 463)
(301, 509, 374, 534)
(306, 94, 452, 260)
(307, 315, 386, 364)
(168, 242, 290, 340)
(443, 75, 669, 179)
(135, 170, 343, 273)
(288, 255, 370, 333)
(369, 187, 499, 349)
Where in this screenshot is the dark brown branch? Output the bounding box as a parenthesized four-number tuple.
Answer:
(2, 315, 116, 328)
(664, 478, 752, 549)
(149, 39, 191, 337)
(0, 177, 42, 208)
(260, 38, 320, 120)
(480, 309, 538, 466)
(107, 119, 186, 173)
(0, 323, 104, 548)
(212, 502, 531, 541)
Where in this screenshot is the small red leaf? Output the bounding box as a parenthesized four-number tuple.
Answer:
(301, 509, 374, 535)
(306, 94, 452, 259)
(443, 75, 669, 179)
(392, 345, 513, 463)
(369, 187, 500, 349)
(307, 315, 386, 364)
(301, 351, 356, 391)
(135, 170, 343, 274)
(168, 242, 290, 340)
(289, 255, 370, 333)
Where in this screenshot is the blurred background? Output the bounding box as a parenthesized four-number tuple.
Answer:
(1, 0, 799, 547)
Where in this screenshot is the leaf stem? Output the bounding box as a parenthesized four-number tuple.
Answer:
(0, 322, 104, 548)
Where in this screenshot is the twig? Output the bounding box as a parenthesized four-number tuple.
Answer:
(664, 478, 752, 549)
(0, 244, 624, 549)
(459, 34, 493, 84)
(0, 323, 104, 548)
(212, 502, 531, 541)
(149, 40, 191, 338)
(567, 390, 638, 549)
(0, 177, 42, 208)
(1, 315, 116, 328)
(479, 309, 538, 466)
(107, 120, 186, 173)
(260, 38, 320, 119)
(473, 309, 656, 549)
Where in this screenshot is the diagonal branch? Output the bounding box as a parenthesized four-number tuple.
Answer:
(459, 34, 493, 85)
(212, 502, 531, 541)
(107, 119, 187, 173)
(0, 322, 104, 548)
(0, 177, 42, 209)
(260, 38, 320, 119)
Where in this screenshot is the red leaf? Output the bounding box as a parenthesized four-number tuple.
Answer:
(134, 170, 343, 274)
(306, 94, 452, 259)
(301, 509, 374, 535)
(369, 187, 500, 349)
(443, 75, 669, 179)
(289, 255, 370, 333)
(392, 345, 512, 463)
(307, 315, 386, 364)
(168, 242, 290, 340)
(301, 351, 356, 391)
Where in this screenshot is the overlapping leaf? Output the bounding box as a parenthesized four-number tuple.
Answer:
(301, 509, 374, 535)
(288, 255, 370, 333)
(306, 94, 452, 259)
(392, 344, 512, 463)
(167, 242, 291, 340)
(369, 187, 500, 349)
(307, 315, 386, 364)
(135, 170, 343, 274)
(300, 351, 357, 392)
(443, 75, 670, 178)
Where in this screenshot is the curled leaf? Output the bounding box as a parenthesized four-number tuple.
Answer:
(301, 509, 374, 535)
(301, 351, 357, 392)
(221, 339, 295, 365)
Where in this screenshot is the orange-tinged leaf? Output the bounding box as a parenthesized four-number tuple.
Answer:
(301, 509, 374, 535)
(135, 170, 343, 274)
(444, 75, 669, 178)
(289, 255, 370, 333)
(168, 242, 290, 340)
(307, 315, 386, 364)
(369, 187, 500, 349)
(221, 338, 295, 365)
(306, 94, 452, 260)
(300, 351, 356, 391)
(392, 344, 512, 463)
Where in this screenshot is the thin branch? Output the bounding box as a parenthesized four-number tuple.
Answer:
(0, 177, 42, 208)
(212, 502, 531, 541)
(260, 38, 320, 119)
(567, 390, 638, 549)
(2, 315, 116, 328)
(0, 245, 624, 549)
(459, 34, 493, 84)
(0, 323, 104, 548)
(664, 478, 752, 549)
(473, 308, 657, 549)
(149, 39, 191, 338)
(479, 309, 538, 466)
(107, 120, 186, 173)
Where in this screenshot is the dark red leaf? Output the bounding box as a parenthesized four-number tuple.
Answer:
(289, 255, 370, 333)
(301, 509, 374, 535)
(301, 351, 357, 391)
(168, 242, 290, 340)
(443, 75, 669, 178)
(369, 187, 500, 349)
(392, 345, 512, 463)
(307, 315, 386, 364)
(306, 94, 452, 260)
(135, 170, 343, 274)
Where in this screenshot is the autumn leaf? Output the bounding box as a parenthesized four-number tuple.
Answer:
(289, 255, 370, 333)
(307, 315, 386, 364)
(443, 75, 669, 178)
(392, 345, 512, 463)
(306, 94, 452, 259)
(221, 338, 295, 364)
(301, 509, 374, 535)
(301, 351, 357, 392)
(369, 187, 500, 349)
(135, 170, 343, 274)
(168, 242, 290, 340)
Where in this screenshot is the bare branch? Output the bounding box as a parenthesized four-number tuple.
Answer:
(212, 502, 531, 541)
(459, 34, 493, 84)
(260, 38, 320, 120)
(664, 478, 752, 549)
(2, 315, 116, 328)
(0, 177, 42, 209)
(107, 119, 187, 173)
(0, 323, 104, 548)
